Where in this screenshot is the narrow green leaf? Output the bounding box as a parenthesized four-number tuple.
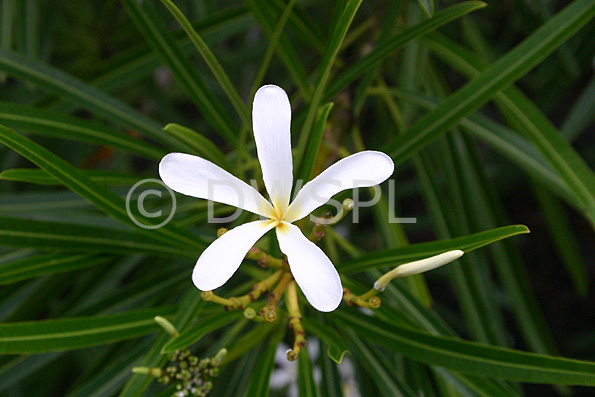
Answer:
(268, 0, 326, 54)
(295, 0, 362, 170)
(498, 88, 595, 228)
(318, 343, 343, 397)
(159, 0, 250, 126)
(341, 225, 529, 274)
(0, 125, 206, 252)
(0, 217, 196, 258)
(448, 133, 558, 355)
(302, 318, 348, 364)
(350, 276, 519, 396)
(0, 353, 62, 392)
(298, 348, 320, 397)
(67, 340, 149, 397)
(342, 328, 417, 396)
(421, 31, 595, 227)
(249, 0, 298, 98)
(533, 185, 588, 296)
(324, 2, 486, 101)
(0, 252, 113, 285)
(335, 309, 595, 386)
(0, 307, 175, 354)
(561, 76, 595, 141)
(42, 6, 251, 110)
(161, 311, 243, 353)
(162, 123, 229, 170)
(384, 1, 595, 223)
(120, 0, 239, 145)
(1, 169, 143, 186)
(0, 102, 165, 159)
(295, 102, 333, 184)
(0, 50, 180, 150)
(244, 0, 311, 100)
(378, 88, 580, 210)
(119, 292, 205, 397)
(245, 327, 284, 397)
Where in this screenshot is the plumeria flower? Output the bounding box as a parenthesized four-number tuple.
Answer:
(159, 85, 394, 312)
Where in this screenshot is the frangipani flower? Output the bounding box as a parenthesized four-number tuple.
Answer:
(159, 85, 394, 312)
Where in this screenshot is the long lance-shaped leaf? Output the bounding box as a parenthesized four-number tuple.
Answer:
(268, 0, 326, 54)
(249, 0, 298, 98)
(120, 0, 239, 146)
(334, 309, 595, 386)
(162, 123, 229, 170)
(161, 311, 243, 353)
(0, 252, 114, 285)
(376, 88, 580, 210)
(159, 0, 250, 126)
(0, 125, 206, 251)
(323, 2, 486, 102)
(0, 49, 181, 150)
(40, 6, 251, 111)
(298, 347, 319, 397)
(295, 0, 361, 173)
(340, 225, 529, 274)
(342, 328, 417, 397)
(245, 327, 284, 397)
(342, 274, 517, 395)
(244, 0, 311, 101)
(0, 102, 165, 159)
(119, 292, 205, 397)
(383, 0, 595, 222)
(0, 307, 175, 354)
(422, 32, 595, 228)
(67, 340, 150, 397)
(450, 134, 557, 354)
(302, 317, 349, 364)
(0, 217, 197, 258)
(294, 102, 333, 184)
(0, 169, 144, 186)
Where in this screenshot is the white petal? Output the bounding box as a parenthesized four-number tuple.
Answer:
(159, 152, 273, 217)
(276, 222, 342, 312)
(286, 151, 394, 222)
(252, 85, 293, 212)
(192, 220, 276, 291)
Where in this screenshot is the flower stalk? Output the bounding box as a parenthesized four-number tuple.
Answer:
(308, 198, 354, 242)
(286, 281, 306, 361)
(261, 271, 294, 322)
(342, 288, 381, 309)
(245, 246, 285, 269)
(226, 270, 283, 310)
(200, 291, 234, 307)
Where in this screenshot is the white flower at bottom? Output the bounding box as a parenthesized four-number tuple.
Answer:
(159, 85, 394, 312)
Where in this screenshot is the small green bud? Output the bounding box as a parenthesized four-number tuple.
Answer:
(243, 307, 256, 319)
(132, 366, 162, 378)
(342, 198, 354, 211)
(212, 348, 227, 366)
(154, 316, 179, 337)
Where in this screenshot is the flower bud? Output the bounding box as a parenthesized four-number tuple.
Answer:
(375, 250, 464, 291)
(154, 316, 179, 337)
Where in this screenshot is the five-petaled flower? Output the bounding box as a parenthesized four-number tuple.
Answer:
(159, 85, 394, 311)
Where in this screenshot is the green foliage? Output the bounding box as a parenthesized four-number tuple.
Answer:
(0, 0, 593, 395)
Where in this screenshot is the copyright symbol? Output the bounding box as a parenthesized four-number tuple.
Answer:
(126, 178, 176, 229)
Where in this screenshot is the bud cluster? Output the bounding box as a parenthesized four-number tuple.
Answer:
(158, 349, 222, 397)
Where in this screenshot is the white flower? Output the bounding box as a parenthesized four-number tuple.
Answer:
(159, 85, 394, 312)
